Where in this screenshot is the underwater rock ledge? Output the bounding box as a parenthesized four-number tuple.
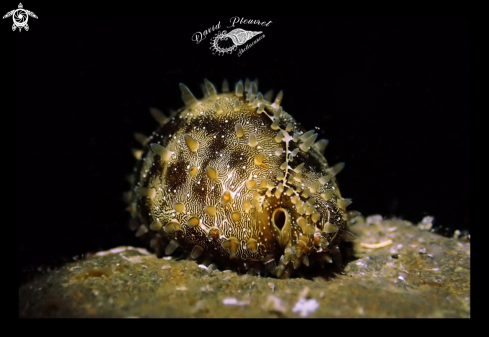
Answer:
(19, 216, 470, 318)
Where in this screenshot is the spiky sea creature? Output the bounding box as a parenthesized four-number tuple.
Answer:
(126, 79, 358, 278)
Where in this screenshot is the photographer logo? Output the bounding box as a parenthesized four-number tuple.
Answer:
(192, 17, 271, 57)
(3, 3, 37, 32)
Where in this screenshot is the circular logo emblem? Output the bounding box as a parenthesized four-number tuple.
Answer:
(13, 9, 28, 27)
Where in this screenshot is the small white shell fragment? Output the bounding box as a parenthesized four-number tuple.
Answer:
(292, 298, 320, 317)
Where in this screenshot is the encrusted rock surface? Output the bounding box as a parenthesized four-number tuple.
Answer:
(19, 216, 470, 318)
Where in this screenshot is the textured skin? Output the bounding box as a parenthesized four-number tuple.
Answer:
(126, 80, 354, 278)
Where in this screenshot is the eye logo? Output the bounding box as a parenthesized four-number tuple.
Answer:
(3, 3, 37, 32)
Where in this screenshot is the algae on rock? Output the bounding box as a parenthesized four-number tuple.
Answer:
(19, 217, 470, 318)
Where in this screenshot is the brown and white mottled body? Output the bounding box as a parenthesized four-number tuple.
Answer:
(127, 79, 357, 277)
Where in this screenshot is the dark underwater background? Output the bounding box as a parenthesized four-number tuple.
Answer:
(17, 18, 469, 283)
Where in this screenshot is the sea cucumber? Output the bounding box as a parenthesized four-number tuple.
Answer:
(125, 79, 358, 278)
